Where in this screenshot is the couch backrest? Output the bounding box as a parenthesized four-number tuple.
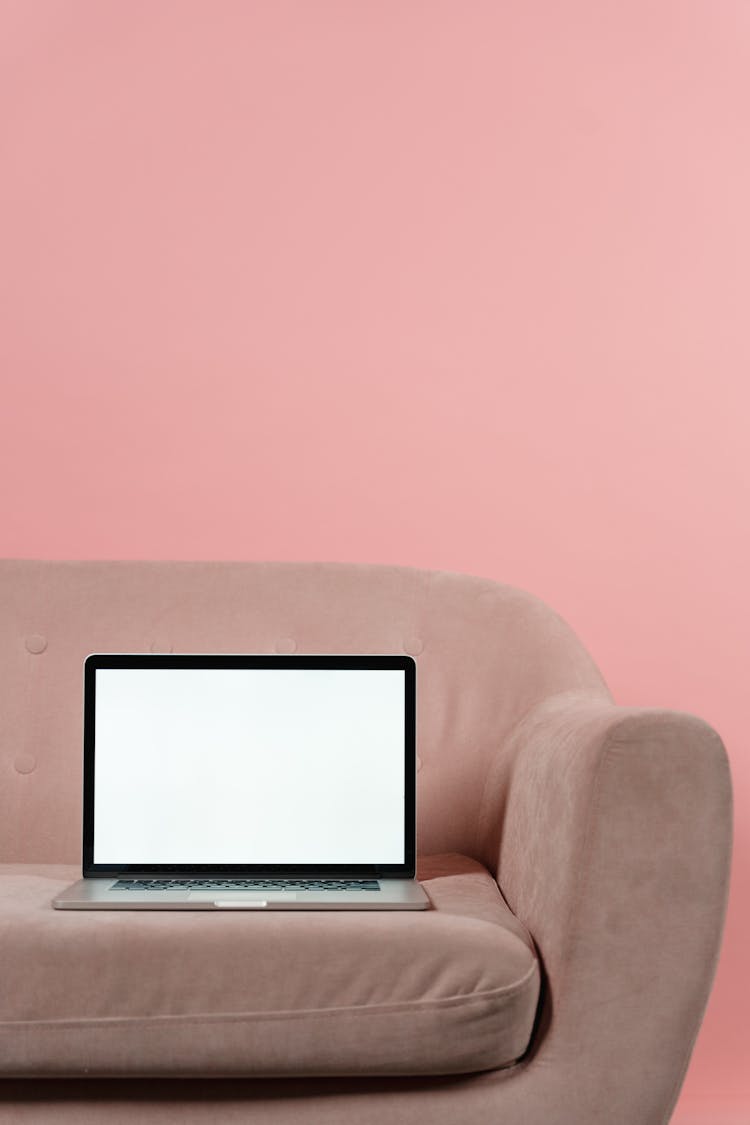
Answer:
(0, 559, 612, 864)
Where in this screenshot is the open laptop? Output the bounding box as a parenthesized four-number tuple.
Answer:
(54, 653, 429, 911)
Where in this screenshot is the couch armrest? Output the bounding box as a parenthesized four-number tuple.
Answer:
(484, 691, 733, 1124)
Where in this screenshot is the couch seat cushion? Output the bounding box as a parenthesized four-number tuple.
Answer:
(0, 854, 540, 1078)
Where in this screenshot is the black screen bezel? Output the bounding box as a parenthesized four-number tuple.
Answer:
(82, 653, 416, 879)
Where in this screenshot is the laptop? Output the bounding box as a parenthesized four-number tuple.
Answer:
(54, 653, 429, 911)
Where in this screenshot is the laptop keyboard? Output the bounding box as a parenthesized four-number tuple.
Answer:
(111, 879, 381, 892)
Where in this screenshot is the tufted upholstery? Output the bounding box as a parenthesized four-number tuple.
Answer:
(0, 559, 610, 865)
(0, 560, 732, 1124)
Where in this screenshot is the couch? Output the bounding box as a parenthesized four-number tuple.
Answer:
(0, 559, 732, 1123)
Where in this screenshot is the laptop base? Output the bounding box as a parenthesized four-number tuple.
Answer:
(53, 878, 430, 910)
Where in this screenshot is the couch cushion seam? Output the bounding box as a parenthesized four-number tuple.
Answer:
(0, 960, 539, 1030)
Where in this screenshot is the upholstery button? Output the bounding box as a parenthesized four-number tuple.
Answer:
(25, 634, 47, 654)
(150, 641, 173, 654)
(416, 755, 423, 772)
(403, 637, 424, 656)
(14, 753, 36, 774)
(275, 638, 297, 654)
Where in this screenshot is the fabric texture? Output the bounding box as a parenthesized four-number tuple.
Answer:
(0, 560, 733, 1124)
(0, 559, 611, 865)
(0, 855, 540, 1078)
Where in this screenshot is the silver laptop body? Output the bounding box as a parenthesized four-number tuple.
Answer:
(54, 654, 429, 912)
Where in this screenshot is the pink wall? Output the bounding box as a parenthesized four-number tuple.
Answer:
(1, 1, 748, 1116)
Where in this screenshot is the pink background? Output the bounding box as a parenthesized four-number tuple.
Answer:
(1, 2, 748, 1117)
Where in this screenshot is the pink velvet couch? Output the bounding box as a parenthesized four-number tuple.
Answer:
(0, 560, 732, 1123)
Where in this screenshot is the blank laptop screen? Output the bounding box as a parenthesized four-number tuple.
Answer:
(92, 667, 406, 865)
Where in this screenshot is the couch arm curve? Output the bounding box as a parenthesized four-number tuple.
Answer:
(480, 692, 733, 1125)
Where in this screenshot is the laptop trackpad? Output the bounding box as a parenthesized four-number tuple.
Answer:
(188, 893, 298, 904)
